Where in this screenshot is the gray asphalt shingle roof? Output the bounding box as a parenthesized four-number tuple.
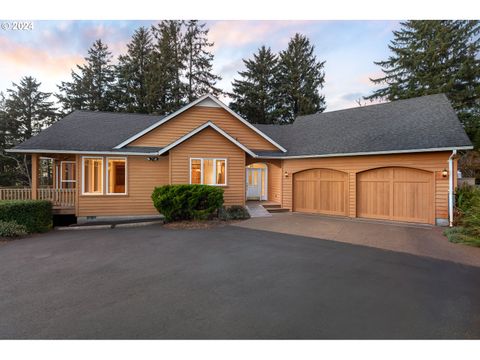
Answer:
(254, 94, 472, 157)
(12, 94, 472, 156)
(14, 110, 165, 152)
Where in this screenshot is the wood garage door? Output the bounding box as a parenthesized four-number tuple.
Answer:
(357, 167, 434, 224)
(293, 169, 348, 216)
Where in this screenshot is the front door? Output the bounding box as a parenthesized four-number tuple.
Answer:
(246, 168, 263, 200)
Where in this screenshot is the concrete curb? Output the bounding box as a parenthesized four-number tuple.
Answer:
(56, 220, 165, 231)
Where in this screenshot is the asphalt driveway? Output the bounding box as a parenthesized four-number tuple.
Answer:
(1, 224, 479, 339)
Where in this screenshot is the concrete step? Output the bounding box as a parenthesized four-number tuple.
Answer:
(262, 204, 282, 209)
(266, 208, 290, 213)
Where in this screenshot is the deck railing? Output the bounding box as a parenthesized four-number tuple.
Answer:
(0, 187, 75, 208)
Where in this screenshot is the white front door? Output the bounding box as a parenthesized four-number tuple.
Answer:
(246, 168, 264, 200)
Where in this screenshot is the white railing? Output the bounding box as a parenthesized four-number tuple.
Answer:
(37, 188, 76, 208)
(0, 187, 75, 208)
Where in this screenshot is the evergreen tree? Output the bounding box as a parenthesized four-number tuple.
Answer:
(230, 46, 279, 124)
(184, 20, 222, 101)
(366, 20, 480, 145)
(149, 20, 186, 114)
(2, 77, 57, 185)
(57, 39, 115, 112)
(276, 33, 326, 124)
(116, 27, 154, 113)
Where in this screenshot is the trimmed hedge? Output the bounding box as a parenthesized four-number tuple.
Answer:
(219, 205, 250, 220)
(0, 200, 53, 233)
(0, 220, 28, 238)
(152, 184, 224, 222)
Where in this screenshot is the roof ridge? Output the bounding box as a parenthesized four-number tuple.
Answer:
(295, 93, 448, 120)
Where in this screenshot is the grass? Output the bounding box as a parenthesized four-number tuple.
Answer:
(444, 226, 480, 247)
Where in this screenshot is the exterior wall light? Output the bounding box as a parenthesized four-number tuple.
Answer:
(147, 157, 159, 161)
(284, 171, 289, 178)
(442, 169, 448, 178)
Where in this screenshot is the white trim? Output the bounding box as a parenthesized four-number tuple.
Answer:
(113, 94, 287, 153)
(190, 157, 227, 186)
(157, 121, 258, 158)
(106, 157, 128, 195)
(256, 146, 474, 159)
(81, 156, 104, 195)
(60, 161, 76, 188)
(6, 149, 159, 156)
(448, 150, 457, 227)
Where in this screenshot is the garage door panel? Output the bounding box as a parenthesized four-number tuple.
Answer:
(293, 169, 348, 216)
(357, 167, 433, 224)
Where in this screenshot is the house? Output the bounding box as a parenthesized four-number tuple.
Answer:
(6, 93, 472, 225)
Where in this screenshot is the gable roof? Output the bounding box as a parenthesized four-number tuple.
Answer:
(253, 94, 472, 158)
(113, 94, 287, 152)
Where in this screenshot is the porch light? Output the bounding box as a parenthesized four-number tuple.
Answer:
(147, 157, 159, 161)
(442, 168, 448, 178)
(284, 171, 289, 178)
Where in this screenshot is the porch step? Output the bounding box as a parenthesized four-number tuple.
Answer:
(262, 204, 282, 209)
(266, 207, 290, 213)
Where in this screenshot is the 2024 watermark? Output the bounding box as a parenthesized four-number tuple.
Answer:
(1, 21, 34, 31)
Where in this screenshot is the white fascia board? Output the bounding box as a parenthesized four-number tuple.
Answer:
(6, 148, 160, 156)
(255, 146, 474, 159)
(113, 94, 287, 153)
(157, 121, 258, 158)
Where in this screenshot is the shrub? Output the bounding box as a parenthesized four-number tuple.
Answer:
(218, 205, 251, 221)
(0, 200, 52, 233)
(152, 184, 224, 222)
(0, 220, 28, 238)
(446, 185, 480, 247)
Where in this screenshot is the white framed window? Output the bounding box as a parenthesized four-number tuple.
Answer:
(106, 157, 127, 195)
(190, 158, 227, 186)
(60, 161, 76, 189)
(82, 157, 104, 195)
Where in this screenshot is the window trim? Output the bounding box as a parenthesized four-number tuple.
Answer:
(106, 156, 128, 195)
(189, 157, 227, 186)
(81, 156, 104, 195)
(60, 161, 76, 188)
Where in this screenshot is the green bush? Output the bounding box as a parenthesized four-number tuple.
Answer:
(0, 200, 52, 233)
(446, 185, 480, 246)
(0, 220, 28, 238)
(218, 205, 251, 221)
(151, 184, 224, 222)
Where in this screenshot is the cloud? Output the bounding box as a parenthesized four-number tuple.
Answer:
(341, 92, 364, 102)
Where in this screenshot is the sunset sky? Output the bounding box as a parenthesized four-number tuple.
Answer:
(0, 20, 400, 111)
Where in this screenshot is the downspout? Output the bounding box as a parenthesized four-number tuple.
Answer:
(448, 149, 457, 227)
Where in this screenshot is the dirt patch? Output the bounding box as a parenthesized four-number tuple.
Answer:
(163, 219, 242, 230)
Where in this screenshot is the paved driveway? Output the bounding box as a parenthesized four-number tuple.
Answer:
(235, 212, 480, 267)
(1, 225, 479, 339)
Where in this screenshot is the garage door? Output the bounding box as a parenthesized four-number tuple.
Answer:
(293, 169, 348, 216)
(357, 167, 434, 224)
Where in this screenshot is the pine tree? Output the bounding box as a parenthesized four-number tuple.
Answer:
(116, 27, 154, 113)
(230, 46, 279, 124)
(149, 20, 186, 114)
(57, 39, 115, 112)
(2, 77, 57, 185)
(366, 20, 480, 145)
(184, 20, 222, 101)
(276, 33, 326, 124)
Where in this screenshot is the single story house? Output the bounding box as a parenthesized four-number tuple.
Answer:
(6, 93, 473, 225)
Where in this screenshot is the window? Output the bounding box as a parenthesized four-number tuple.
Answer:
(190, 158, 227, 186)
(107, 158, 127, 194)
(60, 161, 76, 189)
(82, 157, 103, 194)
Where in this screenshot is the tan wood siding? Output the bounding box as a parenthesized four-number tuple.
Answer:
(169, 127, 246, 206)
(293, 168, 348, 216)
(357, 167, 434, 224)
(77, 155, 169, 216)
(131, 105, 279, 151)
(282, 152, 452, 223)
(267, 160, 282, 203)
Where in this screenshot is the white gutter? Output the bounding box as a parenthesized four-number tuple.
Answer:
(5, 149, 160, 156)
(448, 149, 457, 227)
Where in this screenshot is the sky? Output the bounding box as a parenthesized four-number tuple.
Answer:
(0, 20, 400, 111)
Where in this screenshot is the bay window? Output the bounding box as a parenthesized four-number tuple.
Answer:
(82, 157, 103, 194)
(190, 158, 227, 186)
